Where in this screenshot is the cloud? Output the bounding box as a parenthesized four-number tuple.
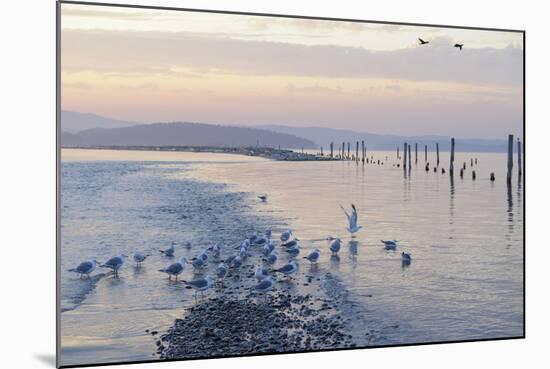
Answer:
(61, 30, 523, 86)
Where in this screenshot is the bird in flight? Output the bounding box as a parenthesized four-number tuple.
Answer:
(454, 43, 464, 50)
(340, 204, 362, 235)
(418, 38, 429, 45)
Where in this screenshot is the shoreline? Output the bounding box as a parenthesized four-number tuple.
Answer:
(61, 145, 340, 162)
(155, 271, 372, 359)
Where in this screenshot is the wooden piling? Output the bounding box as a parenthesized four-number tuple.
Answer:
(408, 144, 412, 169)
(320, 147, 324, 156)
(361, 140, 365, 163)
(342, 142, 345, 159)
(403, 142, 407, 169)
(507, 134, 513, 184)
(415, 143, 418, 164)
(347, 142, 350, 159)
(517, 139, 522, 177)
(449, 137, 455, 176)
(356, 141, 359, 162)
(397, 146, 400, 159)
(330, 142, 333, 158)
(436, 143, 440, 167)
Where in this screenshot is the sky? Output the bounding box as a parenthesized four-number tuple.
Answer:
(60, 4, 524, 139)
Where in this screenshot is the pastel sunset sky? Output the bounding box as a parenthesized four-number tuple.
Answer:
(61, 3, 524, 139)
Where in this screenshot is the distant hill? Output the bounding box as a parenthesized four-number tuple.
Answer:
(61, 110, 141, 133)
(260, 125, 512, 153)
(61, 122, 316, 149)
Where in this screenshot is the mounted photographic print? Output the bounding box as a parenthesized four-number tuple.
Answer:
(57, 1, 525, 367)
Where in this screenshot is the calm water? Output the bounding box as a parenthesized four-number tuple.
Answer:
(60, 148, 523, 366)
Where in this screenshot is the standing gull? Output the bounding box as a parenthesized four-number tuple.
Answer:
(215, 262, 228, 282)
(330, 239, 342, 255)
(274, 260, 297, 279)
(132, 250, 149, 267)
(100, 255, 127, 278)
(381, 240, 398, 250)
(280, 229, 293, 243)
(160, 243, 175, 257)
(340, 204, 362, 235)
(286, 244, 300, 258)
(159, 256, 187, 281)
(402, 252, 412, 264)
(183, 275, 214, 300)
(304, 248, 320, 264)
(68, 259, 97, 279)
(264, 250, 278, 265)
(255, 265, 270, 281)
(254, 276, 275, 296)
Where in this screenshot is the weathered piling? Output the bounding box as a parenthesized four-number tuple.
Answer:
(397, 146, 400, 159)
(342, 142, 345, 159)
(517, 139, 522, 177)
(361, 140, 365, 163)
(330, 142, 333, 158)
(408, 144, 412, 168)
(436, 143, 440, 167)
(356, 141, 359, 163)
(507, 134, 513, 184)
(415, 143, 418, 164)
(403, 142, 408, 169)
(449, 137, 455, 176)
(347, 142, 350, 159)
(320, 147, 324, 156)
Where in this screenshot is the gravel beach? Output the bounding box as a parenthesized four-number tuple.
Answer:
(155, 270, 372, 359)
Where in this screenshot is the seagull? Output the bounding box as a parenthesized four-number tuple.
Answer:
(208, 243, 222, 259)
(282, 239, 298, 248)
(215, 262, 228, 281)
(249, 233, 259, 244)
(330, 239, 341, 255)
(258, 194, 268, 202)
(254, 276, 275, 295)
(160, 243, 175, 257)
(418, 38, 429, 45)
(190, 257, 206, 271)
(240, 246, 249, 259)
(274, 260, 297, 278)
(159, 256, 187, 281)
(255, 265, 270, 281)
(255, 236, 268, 246)
(264, 250, 278, 265)
(68, 259, 97, 279)
(132, 250, 149, 267)
(454, 43, 463, 50)
(262, 243, 275, 257)
(198, 250, 209, 262)
(340, 204, 362, 235)
(402, 252, 412, 264)
(229, 255, 242, 269)
(183, 275, 214, 299)
(100, 255, 127, 278)
(286, 244, 300, 258)
(280, 229, 293, 243)
(381, 240, 398, 250)
(304, 248, 320, 264)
